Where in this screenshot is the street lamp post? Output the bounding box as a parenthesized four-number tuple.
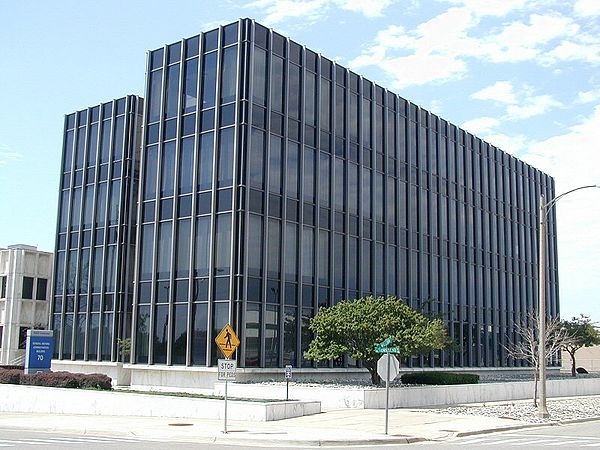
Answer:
(537, 184, 600, 418)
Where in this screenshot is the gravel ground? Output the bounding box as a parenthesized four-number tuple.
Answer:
(422, 396, 600, 423)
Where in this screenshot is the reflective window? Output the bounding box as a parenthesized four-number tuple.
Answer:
(183, 58, 198, 114)
(285, 223, 297, 281)
(148, 70, 163, 123)
(221, 46, 237, 103)
(245, 303, 261, 366)
(249, 128, 265, 189)
(218, 127, 234, 187)
(191, 302, 208, 365)
(194, 216, 210, 277)
(305, 72, 316, 126)
(271, 55, 284, 112)
(135, 305, 150, 363)
(75, 127, 86, 169)
(175, 219, 191, 278)
(87, 123, 98, 166)
(214, 214, 231, 275)
(320, 79, 331, 132)
(144, 146, 158, 200)
(286, 142, 299, 199)
(303, 147, 315, 203)
(156, 221, 172, 279)
(172, 304, 187, 365)
(269, 135, 282, 194)
(253, 47, 267, 106)
(267, 219, 281, 279)
(161, 142, 176, 197)
(288, 64, 301, 120)
(318, 229, 329, 284)
(201, 52, 217, 109)
(179, 137, 194, 195)
(198, 132, 214, 191)
(153, 305, 169, 364)
(248, 214, 263, 277)
(265, 305, 279, 366)
(319, 153, 330, 207)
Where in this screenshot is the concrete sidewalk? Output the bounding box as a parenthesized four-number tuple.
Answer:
(0, 408, 539, 447)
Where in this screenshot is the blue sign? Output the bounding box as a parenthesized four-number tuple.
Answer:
(24, 330, 54, 374)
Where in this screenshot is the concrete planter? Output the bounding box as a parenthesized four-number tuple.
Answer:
(215, 378, 600, 409)
(0, 384, 321, 421)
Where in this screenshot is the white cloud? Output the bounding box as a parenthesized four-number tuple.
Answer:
(445, 0, 528, 17)
(333, 0, 394, 17)
(574, 0, 600, 17)
(471, 81, 516, 104)
(245, 0, 327, 24)
(471, 81, 562, 119)
(483, 133, 527, 154)
(576, 88, 600, 104)
(521, 106, 600, 318)
(0, 144, 24, 167)
(540, 40, 600, 65)
(245, 0, 395, 24)
(461, 116, 500, 134)
(482, 14, 579, 63)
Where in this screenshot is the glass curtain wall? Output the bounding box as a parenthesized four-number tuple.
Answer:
(51, 95, 143, 362)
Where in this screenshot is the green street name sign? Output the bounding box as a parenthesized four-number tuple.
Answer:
(374, 337, 400, 354)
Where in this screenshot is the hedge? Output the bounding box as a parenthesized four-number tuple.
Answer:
(0, 368, 112, 390)
(400, 371, 479, 385)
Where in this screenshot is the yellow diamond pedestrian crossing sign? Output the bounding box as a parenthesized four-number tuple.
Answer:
(215, 324, 240, 359)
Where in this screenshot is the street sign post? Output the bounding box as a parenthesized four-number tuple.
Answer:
(375, 337, 400, 435)
(284, 365, 292, 400)
(214, 324, 240, 434)
(24, 330, 54, 375)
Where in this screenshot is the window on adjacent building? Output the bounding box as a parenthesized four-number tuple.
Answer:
(22, 277, 34, 299)
(36, 278, 48, 300)
(0, 276, 6, 298)
(0, 325, 3, 348)
(18, 327, 29, 349)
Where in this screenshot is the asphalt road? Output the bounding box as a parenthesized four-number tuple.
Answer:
(2, 420, 600, 449)
(414, 421, 600, 449)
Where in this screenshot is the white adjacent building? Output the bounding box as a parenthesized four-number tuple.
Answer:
(0, 245, 53, 365)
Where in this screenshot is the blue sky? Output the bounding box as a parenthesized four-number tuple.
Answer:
(1, 0, 599, 322)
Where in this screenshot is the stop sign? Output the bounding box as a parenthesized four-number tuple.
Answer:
(377, 354, 400, 382)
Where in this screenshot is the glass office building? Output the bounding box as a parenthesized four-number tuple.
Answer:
(52, 19, 559, 372)
(51, 96, 143, 362)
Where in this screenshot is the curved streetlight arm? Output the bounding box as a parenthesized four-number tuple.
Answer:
(543, 185, 600, 219)
(537, 183, 600, 418)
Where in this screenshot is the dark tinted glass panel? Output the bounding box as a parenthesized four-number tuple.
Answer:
(195, 216, 210, 277)
(245, 303, 261, 366)
(255, 23, 268, 48)
(221, 45, 237, 103)
(135, 305, 150, 363)
(303, 147, 315, 202)
(101, 312, 113, 360)
(63, 130, 74, 171)
(283, 306, 297, 365)
(179, 137, 194, 195)
(305, 72, 316, 126)
(148, 69, 163, 123)
(156, 221, 173, 279)
(286, 142, 299, 198)
(218, 128, 234, 187)
(217, 188, 232, 211)
(70, 187, 82, 230)
(172, 304, 187, 365)
(248, 214, 263, 277)
(112, 116, 124, 160)
(151, 48, 164, 70)
(197, 191, 212, 214)
(214, 277, 229, 300)
(202, 52, 217, 108)
(75, 127, 86, 169)
(269, 136, 282, 194)
(220, 104, 235, 127)
(191, 302, 208, 365)
(153, 305, 169, 364)
(198, 132, 214, 191)
(265, 305, 279, 366)
(175, 219, 191, 278)
(267, 219, 281, 278)
(249, 128, 265, 189)
(302, 227, 314, 283)
(271, 55, 284, 113)
(182, 113, 196, 136)
(204, 29, 218, 52)
(288, 64, 300, 119)
(253, 47, 267, 106)
(161, 142, 176, 197)
(87, 123, 98, 166)
(186, 36, 199, 58)
(22, 277, 34, 299)
(223, 22, 238, 46)
(168, 42, 181, 64)
(285, 223, 297, 280)
(201, 108, 215, 131)
(183, 58, 198, 114)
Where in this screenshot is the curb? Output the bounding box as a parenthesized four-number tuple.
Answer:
(213, 435, 427, 447)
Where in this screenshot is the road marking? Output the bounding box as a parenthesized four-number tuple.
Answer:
(457, 438, 491, 444)
(512, 439, 557, 445)
(481, 438, 532, 445)
(544, 440, 596, 446)
(583, 443, 600, 447)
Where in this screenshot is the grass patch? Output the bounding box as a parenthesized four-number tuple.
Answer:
(120, 389, 291, 403)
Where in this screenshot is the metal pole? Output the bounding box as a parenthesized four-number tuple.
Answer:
(224, 379, 229, 433)
(538, 195, 549, 418)
(286, 379, 289, 401)
(385, 351, 390, 434)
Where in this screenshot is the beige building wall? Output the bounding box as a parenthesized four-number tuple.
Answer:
(562, 345, 600, 373)
(0, 245, 53, 365)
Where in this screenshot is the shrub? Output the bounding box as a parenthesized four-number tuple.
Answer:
(0, 365, 24, 370)
(2, 370, 112, 391)
(400, 371, 479, 385)
(0, 369, 23, 384)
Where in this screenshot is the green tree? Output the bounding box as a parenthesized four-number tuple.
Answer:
(304, 296, 449, 384)
(561, 315, 600, 377)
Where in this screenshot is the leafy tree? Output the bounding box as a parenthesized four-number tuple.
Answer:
(505, 312, 574, 406)
(304, 296, 449, 384)
(561, 315, 600, 377)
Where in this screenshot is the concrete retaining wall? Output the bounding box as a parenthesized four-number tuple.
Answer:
(215, 378, 600, 409)
(0, 384, 320, 421)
